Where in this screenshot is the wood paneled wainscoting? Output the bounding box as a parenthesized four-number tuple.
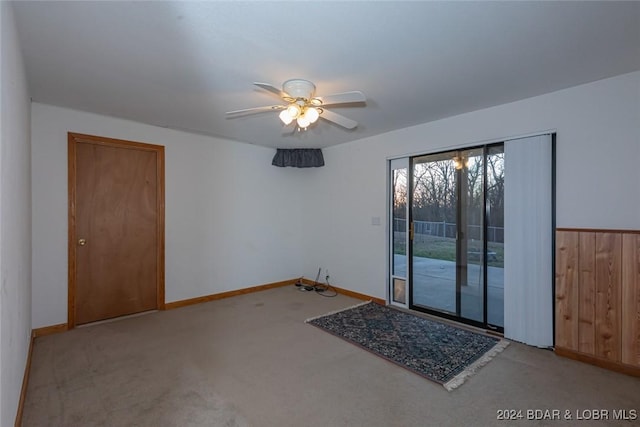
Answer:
(555, 228, 640, 376)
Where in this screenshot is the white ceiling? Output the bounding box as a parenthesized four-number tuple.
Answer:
(11, 1, 640, 149)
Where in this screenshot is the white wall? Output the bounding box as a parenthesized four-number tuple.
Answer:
(30, 72, 640, 322)
(303, 71, 640, 299)
(31, 103, 307, 328)
(0, 2, 32, 425)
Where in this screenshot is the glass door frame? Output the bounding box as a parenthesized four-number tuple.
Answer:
(388, 142, 504, 332)
(388, 158, 410, 309)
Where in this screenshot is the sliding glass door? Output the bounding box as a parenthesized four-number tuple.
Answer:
(486, 146, 505, 328)
(390, 144, 504, 331)
(458, 147, 486, 324)
(410, 152, 458, 314)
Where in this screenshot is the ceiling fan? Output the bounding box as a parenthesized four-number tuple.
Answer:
(226, 79, 366, 130)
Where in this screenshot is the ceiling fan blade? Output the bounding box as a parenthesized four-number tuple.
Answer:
(315, 91, 365, 106)
(319, 109, 358, 129)
(253, 82, 289, 98)
(226, 105, 285, 117)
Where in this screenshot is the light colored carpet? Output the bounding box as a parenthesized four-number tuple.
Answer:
(23, 286, 640, 426)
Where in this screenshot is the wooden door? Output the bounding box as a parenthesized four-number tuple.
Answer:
(69, 133, 164, 326)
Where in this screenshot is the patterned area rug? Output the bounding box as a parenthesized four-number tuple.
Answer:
(306, 301, 509, 391)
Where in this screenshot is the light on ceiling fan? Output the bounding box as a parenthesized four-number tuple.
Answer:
(279, 110, 294, 125)
(304, 107, 320, 124)
(297, 115, 311, 128)
(281, 105, 319, 129)
(279, 103, 302, 125)
(286, 104, 301, 119)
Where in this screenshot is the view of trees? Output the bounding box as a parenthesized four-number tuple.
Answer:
(392, 168, 407, 220)
(486, 148, 505, 231)
(412, 157, 458, 224)
(392, 148, 504, 242)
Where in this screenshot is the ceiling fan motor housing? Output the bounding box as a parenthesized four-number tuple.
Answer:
(283, 79, 316, 101)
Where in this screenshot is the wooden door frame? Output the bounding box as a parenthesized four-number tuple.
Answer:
(68, 132, 165, 328)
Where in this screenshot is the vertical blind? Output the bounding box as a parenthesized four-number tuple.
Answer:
(503, 134, 553, 347)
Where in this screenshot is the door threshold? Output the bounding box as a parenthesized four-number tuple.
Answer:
(77, 310, 158, 328)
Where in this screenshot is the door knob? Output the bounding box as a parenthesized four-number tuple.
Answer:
(78, 238, 87, 246)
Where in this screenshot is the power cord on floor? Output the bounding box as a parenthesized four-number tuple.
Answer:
(313, 275, 337, 297)
(294, 275, 337, 297)
(296, 283, 315, 292)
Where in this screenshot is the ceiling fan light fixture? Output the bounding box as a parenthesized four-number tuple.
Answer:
(227, 80, 365, 131)
(297, 115, 311, 129)
(279, 109, 294, 125)
(304, 107, 320, 124)
(286, 104, 301, 119)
